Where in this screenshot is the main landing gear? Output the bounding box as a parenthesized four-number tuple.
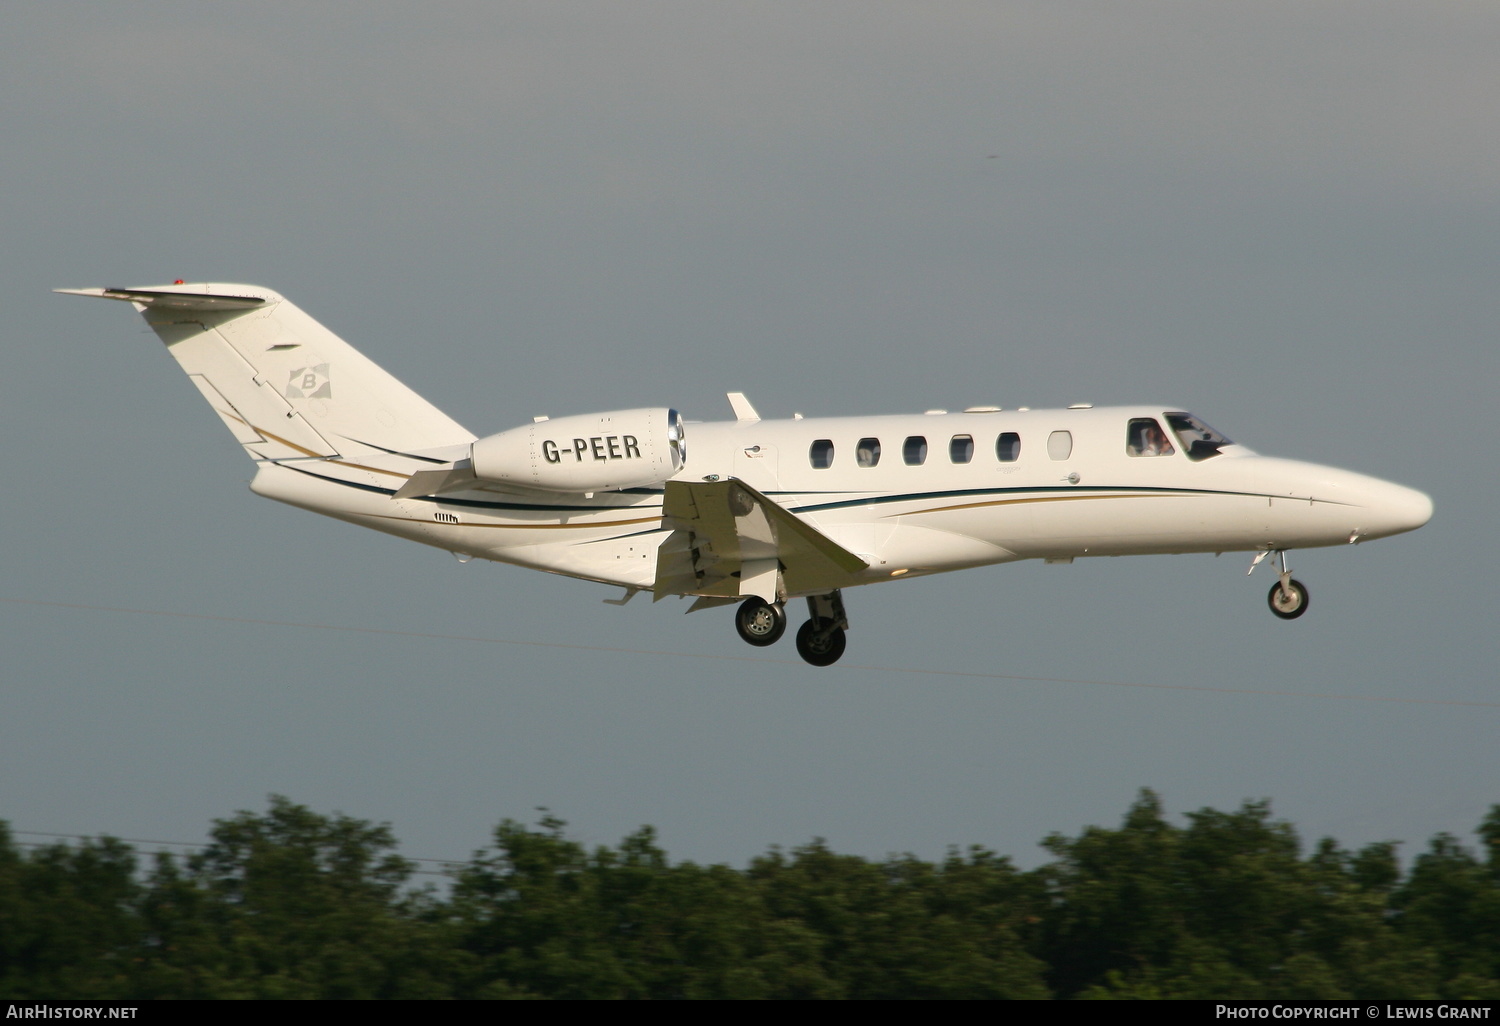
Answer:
(795, 619, 847, 667)
(1250, 549, 1310, 621)
(733, 591, 849, 666)
(796, 592, 848, 667)
(735, 597, 787, 646)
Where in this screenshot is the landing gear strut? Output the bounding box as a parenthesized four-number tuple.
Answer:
(734, 598, 787, 647)
(795, 591, 848, 667)
(1251, 549, 1310, 620)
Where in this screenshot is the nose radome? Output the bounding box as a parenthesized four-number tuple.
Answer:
(1364, 480, 1433, 539)
(1392, 484, 1433, 532)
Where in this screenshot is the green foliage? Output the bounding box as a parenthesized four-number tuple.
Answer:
(0, 824, 141, 999)
(1035, 789, 1449, 998)
(1392, 827, 1500, 995)
(1, 794, 1497, 998)
(745, 840, 1048, 998)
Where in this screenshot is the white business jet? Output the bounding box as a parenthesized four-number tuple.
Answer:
(59, 282, 1433, 667)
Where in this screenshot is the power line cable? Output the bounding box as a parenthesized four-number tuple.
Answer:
(3, 596, 1495, 710)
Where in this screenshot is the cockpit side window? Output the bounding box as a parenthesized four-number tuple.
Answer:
(1126, 418, 1175, 457)
(1165, 412, 1232, 461)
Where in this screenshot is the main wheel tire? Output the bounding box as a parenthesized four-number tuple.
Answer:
(795, 619, 847, 666)
(735, 598, 787, 646)
(1267, 579, 1310, 620)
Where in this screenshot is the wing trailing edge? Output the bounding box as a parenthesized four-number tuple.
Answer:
(655, 478, 868, 602)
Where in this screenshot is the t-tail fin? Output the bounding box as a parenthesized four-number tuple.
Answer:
(57, 283, 474, 462)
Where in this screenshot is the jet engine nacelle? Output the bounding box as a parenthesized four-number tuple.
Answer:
(469, 407, 685, 493)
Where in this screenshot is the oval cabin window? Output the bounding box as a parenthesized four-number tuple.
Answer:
(903, 436, 928, 466)
(1047, 430, 1072, 461)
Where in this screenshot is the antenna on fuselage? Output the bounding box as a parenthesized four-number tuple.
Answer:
(726, 392, 761, 423)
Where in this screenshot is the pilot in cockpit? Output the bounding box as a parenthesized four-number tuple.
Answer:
(1128, 419, 1176, 457)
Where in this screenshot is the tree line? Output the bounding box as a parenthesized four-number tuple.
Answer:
(2, 791, 1497, 999)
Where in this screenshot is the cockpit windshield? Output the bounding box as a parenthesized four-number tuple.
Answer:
(1165, 412, 1232, 461)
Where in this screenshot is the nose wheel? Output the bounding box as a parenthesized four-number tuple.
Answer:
(734, 598, 787, 646)
(1251, 549, 1310, 620)
(1267, 578, 1310, 619)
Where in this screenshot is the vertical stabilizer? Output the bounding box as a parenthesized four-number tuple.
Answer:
(57, 283, 474, 462)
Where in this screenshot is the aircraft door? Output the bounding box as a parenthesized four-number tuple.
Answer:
(734, 442, 780, 493)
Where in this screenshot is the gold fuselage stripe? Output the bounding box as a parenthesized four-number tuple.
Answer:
(359, 512, 666, 531)
(894, 492, 1185, 517)
(234, 411, 441, 480)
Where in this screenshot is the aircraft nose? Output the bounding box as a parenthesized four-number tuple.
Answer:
(1363, 480, 1433, 539)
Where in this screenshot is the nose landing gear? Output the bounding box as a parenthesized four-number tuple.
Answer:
(1268, 578, 1310, 619)
(1250, 549, 1310, 620)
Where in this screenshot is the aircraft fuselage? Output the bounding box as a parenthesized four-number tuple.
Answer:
(250, 405, 1432, 595)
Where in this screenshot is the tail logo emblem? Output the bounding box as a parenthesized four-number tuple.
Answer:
(286, 363, 331, 399)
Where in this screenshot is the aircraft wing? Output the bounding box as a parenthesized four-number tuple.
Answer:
(654, 478, 868, 602)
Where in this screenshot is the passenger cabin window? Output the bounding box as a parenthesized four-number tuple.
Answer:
(809, 439, 835, 469)
(1126, 418, 1175, 457)
(950, 435, 974, 464)
(1047, 430, 1073, 461)
(1166, 412, 1232, 461)
(856, 438, 881, 468)
(996, 432, 1020, 462)
(903, 436, 928, 466)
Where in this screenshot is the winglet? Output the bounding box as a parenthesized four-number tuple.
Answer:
(726, 392, 760, 423)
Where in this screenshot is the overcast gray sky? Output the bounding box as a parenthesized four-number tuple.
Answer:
(3, 1, 1495, 870)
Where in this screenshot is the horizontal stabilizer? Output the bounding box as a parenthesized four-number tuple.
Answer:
(55, 287, 268, 310)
